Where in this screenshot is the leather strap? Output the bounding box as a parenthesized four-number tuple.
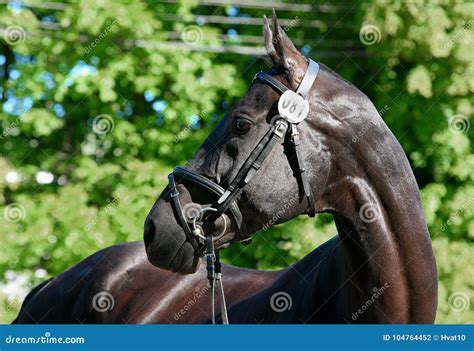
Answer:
(254, 72, 288, 94)
(168, 174, 201, 251)
(217, 126, 277, 205)
(206, 236, 216, 324)
(214, 251, 228, 324)
(290, 124, 315, 217)
(173, 167, 248, 238)
(296, 59, 319, 98)
(209, 119, 288, 232)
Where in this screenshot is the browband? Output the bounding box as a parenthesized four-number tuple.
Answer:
(297, 59, 319, 98)
(255, 58, 319, 100)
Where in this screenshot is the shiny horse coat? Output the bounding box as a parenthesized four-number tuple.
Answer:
(15, 238, 346, 324)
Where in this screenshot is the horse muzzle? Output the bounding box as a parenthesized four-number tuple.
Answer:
(144, 197, 202, 274)
(143, 189, 237, 274)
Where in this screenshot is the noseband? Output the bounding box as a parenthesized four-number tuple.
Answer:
(167, 59, 320, 323)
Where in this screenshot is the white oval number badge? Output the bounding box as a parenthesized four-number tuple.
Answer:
(278, 90, 309, 124)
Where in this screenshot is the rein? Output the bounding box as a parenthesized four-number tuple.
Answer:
(167, 58, 320, 324)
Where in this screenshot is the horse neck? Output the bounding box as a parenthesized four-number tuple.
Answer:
(313, 117, 438, 323)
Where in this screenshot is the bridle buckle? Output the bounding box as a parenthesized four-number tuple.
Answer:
(274, 119, 288, 138)
(290, 123, 300, 143)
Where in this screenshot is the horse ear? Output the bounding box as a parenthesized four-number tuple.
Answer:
(263, 10, 307, 85)
(263, 15, 278, 66)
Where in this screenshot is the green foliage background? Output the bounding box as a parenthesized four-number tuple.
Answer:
(0, 0, 472, 323)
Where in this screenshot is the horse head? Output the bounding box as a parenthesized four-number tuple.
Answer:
(144, 12, 333, 273)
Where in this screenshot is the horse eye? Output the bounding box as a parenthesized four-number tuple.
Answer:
(234, 118, 252, 133)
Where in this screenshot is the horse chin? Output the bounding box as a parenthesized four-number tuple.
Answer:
(144, 217, 201, 274)
(171, 245, 201, 274)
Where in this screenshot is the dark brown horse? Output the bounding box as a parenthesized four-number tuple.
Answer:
(14, 13, 437, 324)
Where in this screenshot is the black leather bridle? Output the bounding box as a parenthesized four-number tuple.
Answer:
(167, 59, 320, 324)
(168, 59, 319, 249)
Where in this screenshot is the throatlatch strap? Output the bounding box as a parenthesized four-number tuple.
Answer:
(168, 174, 201, 251)
(291, 125, 316, 217)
